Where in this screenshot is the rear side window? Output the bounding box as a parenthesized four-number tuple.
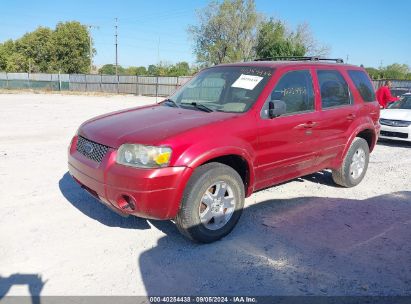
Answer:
(317, 70, 352, 109)
(348, 70, 376, 102)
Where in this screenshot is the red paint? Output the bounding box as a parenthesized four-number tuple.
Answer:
(68, 61, 380, 220)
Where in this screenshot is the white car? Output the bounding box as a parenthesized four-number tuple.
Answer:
(379, 93, 411, 142)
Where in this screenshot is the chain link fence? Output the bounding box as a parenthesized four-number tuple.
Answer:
(0, 72, 192, 97)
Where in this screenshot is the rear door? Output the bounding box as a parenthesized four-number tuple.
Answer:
(313, 68, 360, 167)
(255, 68, 321, 189)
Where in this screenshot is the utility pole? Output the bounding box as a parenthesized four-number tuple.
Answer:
(115, 18, 118, 76)
(157, 37, 160, 64)
(86, 24, 99, 74)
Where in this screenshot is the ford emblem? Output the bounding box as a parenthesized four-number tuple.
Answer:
(84, 142, 94, 154)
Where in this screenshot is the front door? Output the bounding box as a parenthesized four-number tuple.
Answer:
(255, 68, 321, 190)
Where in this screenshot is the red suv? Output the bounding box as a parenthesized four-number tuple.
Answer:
(68, 57, 380, 243)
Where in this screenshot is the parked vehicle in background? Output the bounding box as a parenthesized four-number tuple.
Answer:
(379, 93, 411, 142)
(68, 57, 380, 243)
(391, 87, 411, 98)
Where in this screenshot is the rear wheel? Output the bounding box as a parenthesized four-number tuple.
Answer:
(175, 162, 245, 243)
(332, 137, 370, 187)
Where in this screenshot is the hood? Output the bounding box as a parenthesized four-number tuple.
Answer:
(380, 109, 411, 121)
(79, 104, 238, 148)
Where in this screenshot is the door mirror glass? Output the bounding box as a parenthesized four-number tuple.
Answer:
(268, 100, 287, 118)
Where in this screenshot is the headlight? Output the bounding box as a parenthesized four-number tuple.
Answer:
(116, 144, 172, 168)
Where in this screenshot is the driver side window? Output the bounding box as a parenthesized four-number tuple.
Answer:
(263, 70, 315, 118)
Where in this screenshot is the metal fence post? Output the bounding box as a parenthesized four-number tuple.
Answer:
(117, 75, 120, 94)
(155, 76, 159, 100)
(27, 72, 30, 89)
(136, 75, 139, 96)
(58, 71, 61, 91)
(6, 72, 8, 89)
(100, 74, 103, 92)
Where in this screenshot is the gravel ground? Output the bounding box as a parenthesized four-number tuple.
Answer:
(0, 93, 410, 297)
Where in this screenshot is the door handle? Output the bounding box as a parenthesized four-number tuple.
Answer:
(295, 121, 318, 129)
(347, 113, 356, 120)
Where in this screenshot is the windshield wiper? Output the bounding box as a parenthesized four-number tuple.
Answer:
(188, 102, 214, 113)
(163, 98, 180, 108)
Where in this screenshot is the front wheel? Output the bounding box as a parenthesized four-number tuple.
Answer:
(175, 162, 245, 243)
(332, 137, 370, 187)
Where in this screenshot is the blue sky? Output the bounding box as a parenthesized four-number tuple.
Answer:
(0, 0, 410, 68)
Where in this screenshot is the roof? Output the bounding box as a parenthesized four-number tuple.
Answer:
(216, 60, 360, 69)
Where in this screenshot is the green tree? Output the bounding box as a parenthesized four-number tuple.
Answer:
(365, 67, 382, 80)
(15, 27, 53, 72)
(50, 21, 92, 73)
(189, 0, 259, 65)
(382, 63, 410, 80)
(6, 53, 28, 72)
(147, 64, 157, 75)
(124, 66, 148, 75)
(256, 19, 303, 58)
(255, 19, 328, 59)
(168, 62, 190, 76)
(0, 46, 7, 71)
(147, 62, 171, 75)
(0, 40, 16, 71)
(0, 22, 93, 73)
(99, 64, 125, 75)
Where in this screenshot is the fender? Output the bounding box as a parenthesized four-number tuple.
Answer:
(331, 118, 377, 168)
(174, 138, 256, 197)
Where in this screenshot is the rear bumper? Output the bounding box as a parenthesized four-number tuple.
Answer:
(68, 136, 193, 220)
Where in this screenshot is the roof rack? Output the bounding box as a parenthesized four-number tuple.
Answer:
(254, 56, 344, 63)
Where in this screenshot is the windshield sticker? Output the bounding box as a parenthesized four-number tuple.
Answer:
(231, 74, 264, 90)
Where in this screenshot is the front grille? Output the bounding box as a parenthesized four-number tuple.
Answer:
(76, 136, 110, 163)
(380, 131, 408, 139)
(380, 119, 411, 127)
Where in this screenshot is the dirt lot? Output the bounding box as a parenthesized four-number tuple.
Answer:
(0, 93, 410, 297)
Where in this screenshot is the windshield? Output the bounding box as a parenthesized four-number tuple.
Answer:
(168, 66, 274, 113)
(391, 89, 411, 97)
(388, 95, 411, 109)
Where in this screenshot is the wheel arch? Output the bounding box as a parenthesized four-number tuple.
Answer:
(187, 148, 255, 197)
(356, 128, 376, 152)
(334, 124, 376, 166)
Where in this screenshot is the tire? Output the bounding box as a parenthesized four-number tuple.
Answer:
(175, 162, 245, 243)
(332, 137, 370, 188)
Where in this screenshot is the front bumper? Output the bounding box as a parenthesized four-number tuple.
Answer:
(68, 136, 192, 220)
(379, 124, 411, 142)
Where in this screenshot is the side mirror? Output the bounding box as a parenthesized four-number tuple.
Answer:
(268, 100, 286, 118)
